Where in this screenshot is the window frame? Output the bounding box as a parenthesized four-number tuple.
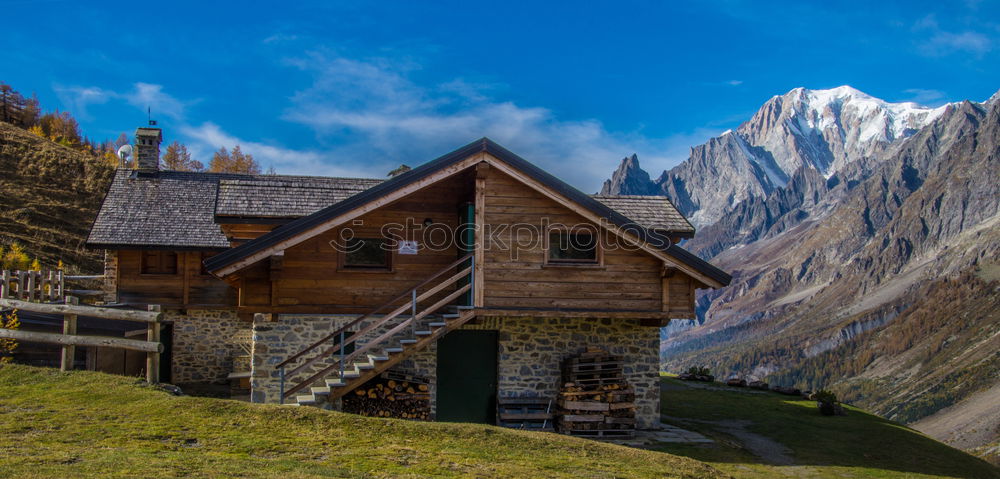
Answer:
(140, 250, 178, 275)
(337, 237, 395, 273)
(544, 225, 603, 266)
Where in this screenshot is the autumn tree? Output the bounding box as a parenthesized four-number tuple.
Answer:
(209, 145, 260, 174)
(162, 141, 204, 171)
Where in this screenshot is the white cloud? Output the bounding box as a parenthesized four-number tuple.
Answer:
(280, 53, 707, 191)
(53, 85, 112, 120)
(125, 83, 187, 120)
(913, 14, 993, 57)
(902, 88, 948, 106)
(54, 82, 188, 121)
(179, 122, 375, 177)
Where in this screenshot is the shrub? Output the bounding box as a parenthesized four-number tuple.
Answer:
(0, 309, 19, 363)
(814, 389, 841, 416)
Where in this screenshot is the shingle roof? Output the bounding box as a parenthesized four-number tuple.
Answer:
(87, 169, 252, 249)
(215, 176, 383, 219)
(591, 195, 694, 237)
(204, 138, 731, 286)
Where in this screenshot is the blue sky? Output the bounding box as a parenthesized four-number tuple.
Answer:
(2, 0, 998, 191)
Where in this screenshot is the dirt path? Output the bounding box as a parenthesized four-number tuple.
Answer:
(661, 380, 795, 466)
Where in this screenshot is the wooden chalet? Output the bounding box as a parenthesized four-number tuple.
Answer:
(87, 129, 729, 429)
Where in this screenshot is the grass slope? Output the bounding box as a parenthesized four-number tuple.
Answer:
(0, 365, 723, 479)
(0, 122, 113, 272)
(656, 376, 1000, 479)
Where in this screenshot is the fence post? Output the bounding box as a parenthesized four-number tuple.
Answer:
(60, 296, 78, 371)
(146, 305, 162, 383)
(0, 270, 8, 299)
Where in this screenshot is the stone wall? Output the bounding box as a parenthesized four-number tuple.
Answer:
(168, 309, 248, 384)
(249, 314, 435, 404)
(251, 314, 661, 428)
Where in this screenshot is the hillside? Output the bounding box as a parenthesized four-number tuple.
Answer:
(1, 365, 995, 478)
(0, 122, 113, 272)
(657, 376, 1000, 478)
(0, 365, 723, 479)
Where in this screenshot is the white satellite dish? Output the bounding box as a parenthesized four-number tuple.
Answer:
(117, 144, 133, 167)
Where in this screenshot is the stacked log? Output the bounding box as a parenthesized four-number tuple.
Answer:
(341, 372, 430, 420)
(556, 348, 635, 439)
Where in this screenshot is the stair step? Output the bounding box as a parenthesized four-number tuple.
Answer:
(441, 313, 460, 319)
(338, 371, 361, 379)
(368, 354, 389, 361)
(399, 339, 418, 344)
(384, 347, 404, 353)
(311, 386, 331, 395)
(325, 379, 346, 388)
(455, 305, 475, 310)
(354, 362, 375, 370)
(426, 321, 447, 327)
(281, 402, 301, 407)
(414, 330, 433, 336)
(296, 395, 317, 404)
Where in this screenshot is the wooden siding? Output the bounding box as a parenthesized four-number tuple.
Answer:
(238, 176, 472, 312)
(116, 250, 235, 307)
(220, 223, 281, 246)
(481, 170, 667, 312)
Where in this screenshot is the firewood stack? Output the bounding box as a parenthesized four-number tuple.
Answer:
(556, 347, 636, 438)
(341, 371, 431, 420)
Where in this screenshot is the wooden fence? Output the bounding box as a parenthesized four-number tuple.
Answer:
(0, 270, 106, 303)
(0, 297, 164, 383)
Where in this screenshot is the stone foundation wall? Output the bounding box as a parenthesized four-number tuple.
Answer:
(251, 314, 660, 428)
(250, 314, 433, 404)
(168, 309, 248, 384)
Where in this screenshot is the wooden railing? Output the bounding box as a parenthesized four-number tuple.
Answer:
(277, 253, 475, 401)
(0, 297, 164, 383)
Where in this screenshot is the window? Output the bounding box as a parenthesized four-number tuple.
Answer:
(341, 238, 392, 270)
(547, 228, 600, 264)
(141, 251, 178, 275)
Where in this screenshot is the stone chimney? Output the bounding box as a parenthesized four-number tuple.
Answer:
(135, 127, 162, 172)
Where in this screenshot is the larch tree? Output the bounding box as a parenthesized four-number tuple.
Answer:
(209, 145, 261, 174)
(161, 141, 204, 171)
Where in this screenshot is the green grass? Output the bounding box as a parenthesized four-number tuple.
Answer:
(0, 364, 723, 479)
(656, 376, 1000, 479)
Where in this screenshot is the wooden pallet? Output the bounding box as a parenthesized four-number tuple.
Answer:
(563, 428, 635, 439)
(497, 397, 554, 432)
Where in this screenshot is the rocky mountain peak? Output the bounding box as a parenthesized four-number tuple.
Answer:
(599, 153, 656, 195)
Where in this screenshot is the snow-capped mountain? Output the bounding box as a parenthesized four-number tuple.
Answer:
(602, 86, 951, 227)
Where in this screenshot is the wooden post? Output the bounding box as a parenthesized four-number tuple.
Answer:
(474, 162, 489, 308)
(146, 305, 161, 383)
(60, 296, 78, 371)
(0, 270, 8, 299)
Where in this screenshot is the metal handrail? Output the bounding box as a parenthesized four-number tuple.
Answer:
(277, 253, 474, 402)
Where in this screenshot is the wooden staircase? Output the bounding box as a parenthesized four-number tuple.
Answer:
(275, 254, 476, 406)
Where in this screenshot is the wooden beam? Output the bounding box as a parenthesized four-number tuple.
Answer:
(475, 308, 675, 321)
(60, 296, 78, 371)
(474, 163, 487, 307)
(0, 328, 163, 353)
(483, 154, 725, 289)
(0, 298, 162, 323)
(213, 153, 487, 277)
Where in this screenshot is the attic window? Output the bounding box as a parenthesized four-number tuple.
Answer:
(547, 228, 600, 265)
(141, 250, 177, 275)
(341, 238, 392, 270)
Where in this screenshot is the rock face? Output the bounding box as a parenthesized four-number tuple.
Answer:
(599, 154, 657, 195)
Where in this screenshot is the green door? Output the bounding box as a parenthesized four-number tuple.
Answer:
(436, 330, 498, 423)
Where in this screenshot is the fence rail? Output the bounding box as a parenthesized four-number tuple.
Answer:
(0, 296, 163, 383)
(0, 270, 64, 302)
